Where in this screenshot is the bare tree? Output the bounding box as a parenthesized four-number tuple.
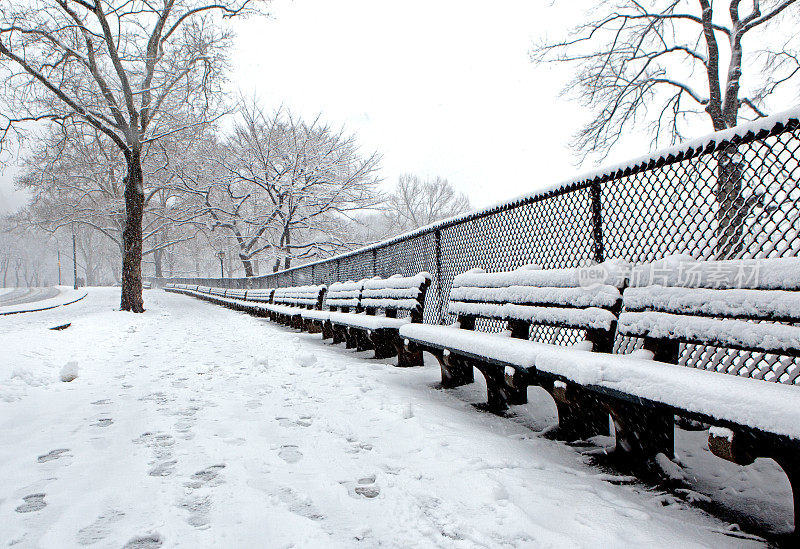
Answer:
(14, 123, 210, 279)
(532, 0, 799, 257)
(0, 0, 265, 311)
(386, 174, 471, 234)
(174, 106, 383, 275)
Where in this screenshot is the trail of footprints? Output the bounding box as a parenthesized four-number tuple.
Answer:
(14, 352, 388, 543)
(178, 464, 227, 528)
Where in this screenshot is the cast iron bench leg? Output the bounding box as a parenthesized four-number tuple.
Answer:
(432, 349, 474, 387)
(544, 380, 610, 441)
(605, 400, 674, 462)
(344, 327, 358, 349)
(371, 329, 398, 359)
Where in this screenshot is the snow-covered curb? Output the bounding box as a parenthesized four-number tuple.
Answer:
(0, 288, 88, 315)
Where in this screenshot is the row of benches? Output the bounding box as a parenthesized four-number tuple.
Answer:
(165, 254, 800, 536)
(165, 273, 431, 368)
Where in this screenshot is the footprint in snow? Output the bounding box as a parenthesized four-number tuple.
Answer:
(276, 416, 313, 428)
(38, 449, 70, 463)
(148, 460, 177, 477)
(277, 487, 325, 521)
(91, 399, 111, 405)
(122, 533, 163, 549)
(185, 464, 226, 489)
(340, 475, 381, 499)
(92, 418, 113, 428)
(134, 432, 177, 460)
(75, 509, 125, 546)
(345, 436, 373, 454)
(278, 445, 303, 464)
(178, 495, 212, 528)
(15, 493, 47, 513)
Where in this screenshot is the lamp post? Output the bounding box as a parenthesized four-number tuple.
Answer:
(57, 245, 62, 286)
(72, 228, 78, 290)
(217, 251, 225, 279)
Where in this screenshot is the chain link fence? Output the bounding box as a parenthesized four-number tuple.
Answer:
(155, 109, 800, 385)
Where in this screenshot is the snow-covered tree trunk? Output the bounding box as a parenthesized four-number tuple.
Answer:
(121, 151, 145, 312)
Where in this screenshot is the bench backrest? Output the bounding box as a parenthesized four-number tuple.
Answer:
(226, 289, 247, 300)
(448, 261, 628, 351)
(361, 273, 431, 321)
(324, 280, 363, 312)
(245, 288, 273, 303)
(619, 255, 800, 361)
(272, 285, 326, 309)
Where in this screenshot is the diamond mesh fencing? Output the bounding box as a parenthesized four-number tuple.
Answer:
(157, 113, 800, 385)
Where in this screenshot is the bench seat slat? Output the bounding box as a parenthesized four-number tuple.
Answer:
(534, 346, 800, 440)
(400, 323, 553, 370)
(448, 301, 617, 331)
(327, 312, 410, 330)
(624, 286, 800, 321)
(300, 309, 330, 321)
(619, 311, 800, 356)
(264, 303, 303, 316)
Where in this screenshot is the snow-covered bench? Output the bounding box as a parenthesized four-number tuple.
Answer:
(399, 262, 626, 437)
(538, 256, 800, 533)
(308, 274, 431, 366)
(262, 285, 327, 328)
(164, 283, 197, 295)
(302, 280, 363, 344)
(400, 256, 800, 534)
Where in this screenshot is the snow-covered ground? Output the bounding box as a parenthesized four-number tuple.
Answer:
(0, 288, 787, 547)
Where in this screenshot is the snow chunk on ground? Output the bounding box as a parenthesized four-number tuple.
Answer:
(295, 352, 317, 367)
(59, 361, 79, 382)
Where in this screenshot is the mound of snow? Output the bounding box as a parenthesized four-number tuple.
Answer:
(60, 361, 79, 382)
(295, 352, 317, 367)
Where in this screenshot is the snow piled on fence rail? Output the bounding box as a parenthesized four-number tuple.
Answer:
(0, 288, 776, 546)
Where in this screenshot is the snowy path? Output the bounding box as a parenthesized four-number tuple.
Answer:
(0, 288, 88, 316)
(0, 288, 770, 547)
(0, 287, 60, 307)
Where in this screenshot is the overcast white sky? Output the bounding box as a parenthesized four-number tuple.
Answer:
(1, 0, 610, 214)
(227, 0, 598, 209)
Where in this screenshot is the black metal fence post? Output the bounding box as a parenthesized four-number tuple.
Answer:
(590, 180, 605, 264)
(434, 229, 444, 324)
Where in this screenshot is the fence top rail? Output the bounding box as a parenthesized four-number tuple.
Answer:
(157, 105, 800, 285)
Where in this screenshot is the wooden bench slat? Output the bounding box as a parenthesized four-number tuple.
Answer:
(629, 256, 800, 290)
(449, 285, 621, 309)
(453, 262, 628, 290)
(448, 301, 617, 331)
(619, 310, 800, 357)
(624, 286, 800, 322)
